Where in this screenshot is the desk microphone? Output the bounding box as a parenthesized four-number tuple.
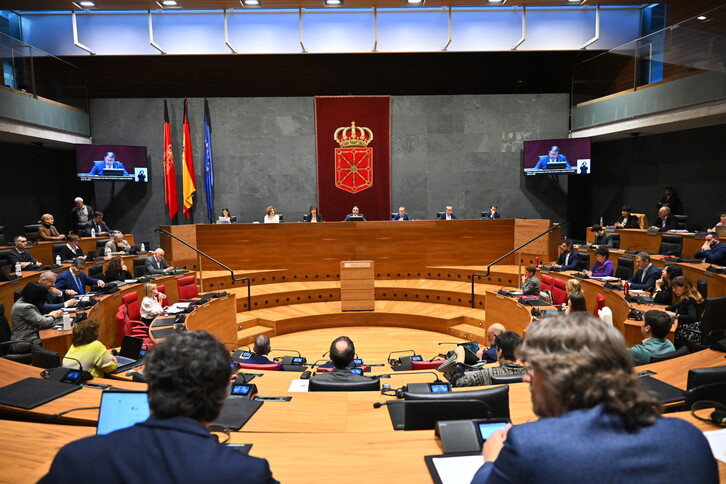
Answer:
(438, 342, 460, 346)
(387, 349, 415, 365)
(308, 359, 331, 368)
(64, 356, 84, 372)
(372, 401, 396, 409)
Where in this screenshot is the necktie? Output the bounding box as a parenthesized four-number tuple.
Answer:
(73, 274, 83, 293)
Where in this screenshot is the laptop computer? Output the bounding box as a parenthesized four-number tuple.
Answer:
(96, 389, 150, 435)
(112, 335, 144, 373)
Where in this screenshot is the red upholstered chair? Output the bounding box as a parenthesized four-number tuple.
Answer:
(540, 274, 553, 291)
(177, 276, 199, 302)
(551, 279, 567, 306)
(239, 362, 280, 371)
(411, 360, 446, 370)
(115, 305, 154, 349)
(593, 294, 606, 316)
(121, 292, 141, 321)
(156, 284, 166, 295)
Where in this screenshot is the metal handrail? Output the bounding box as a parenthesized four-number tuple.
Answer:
(156, 227, 251, 311)
(470, 223, 564, 308)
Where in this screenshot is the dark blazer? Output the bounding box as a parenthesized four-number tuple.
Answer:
(593, 233, 613, 248)
(304, 213, 325, 222)
(483, 211, 501, 219)
(85, 219, 111, 235)
(666, 297, 700, 324)
(471, 404, 717, 484)
(144, 256, 170, 275)
(534, 154, 571, 170)
(555, 250, 582, 272)
(89, 160, 129, 176)
(55, 269, 100, 294)
(59, 244, 84, 261)
(104, 268, 133, 283)
(652, 283, 674, 305)
(695, 242, 726, 266)
(629, 264, 661, 291)
(6, 249, 38, 269)
(312, 367, 374, 383)
(70, 204, 94, 228)
(39, 416, 278, 484)
(616, 215, 640, 229)
(437, 213, 457, 220)
(654, 214, 677, 232)
(242, 354, 273, 365)
(392, 213, 411, 221)
(40, 291, 66, 313)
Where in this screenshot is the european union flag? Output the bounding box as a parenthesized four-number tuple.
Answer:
(203, 98, 214, 222)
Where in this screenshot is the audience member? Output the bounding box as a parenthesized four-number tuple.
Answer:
(708, 210, 726, 233)
(312, 336, 373, 383)
(306, 205, 324, 223)
(392, 206, 411, 221)
(472, 314, 717, 484)
(38, 270, 77, 313)
(694, 232, 726, 266)
(656, 185, 680, 213)
(10, 282, 62, 352)
(629, 310, 675, 366)
(70, 197, 94, 230)
(104, 231, 131, 255)
(566, 293, 587, 314)
(628, 252, 660, 291)
(444, 331, 525, 387)
(59, 234, 85, 261)
(652, 265, 683, 305)
(104, 256, 133, 283)
(438, 205, 457, 220)
(140, 283, 166, 325)
(614, 205, 640, 229)
(264, 205, 280, 223)
(590, 225, 613, 247)
(242, 335, 274, 364)
(566, 279, 583, 299)
(7, 236, 42, 270)
(583, 246, 614, 277)
(483, 205, 500, 219)
(145, 249, 173, 275)
(668, 276, 705, 347)
(437, 324, 505, 372)
(521, 265, 540, 296)
(38, 214, 65, 241)
(550, 240, 581, 272)
(41, 331, 279, 483)
(63, 319, 117, 377)
(86, 212, 111, 236)
(55, 258, 105, 295)
(650, 206, 676, 232)
(344, 206, 367, 221)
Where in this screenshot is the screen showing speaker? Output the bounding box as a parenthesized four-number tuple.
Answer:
(522, 138, 591, 176)
(76, 144, 149, 182)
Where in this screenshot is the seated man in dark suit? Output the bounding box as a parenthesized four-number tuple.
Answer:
(628, 252, 661, 291)
(534, 145, 571, 170)
(7, 236, 42, 271)
(88, 151, 129, 176)
(550, 240, 582, 272)
(242, 335, 274, 364)
(472, 314, 717, 484)
(312, 336, 374, 383)
(38, 271, 77, 313)
(694, 232, 726, 266)
(85, 211, 111, 237)
(590, 225, 613, 247)
(41, 331, 278, 483)
(55, 258, 105, 296)
(343, 206, 367, 222)
(392, 206, 411, 221)
(650, 206, 676, 232)
(483, 205, 501, 219)
(614, 205, 640, 229)
(59, 234, 85, 261)
(145, 248, 173, 275)
(438, 205, 457, 220)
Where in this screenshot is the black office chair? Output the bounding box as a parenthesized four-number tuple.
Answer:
(31, 346, 62, 369)
(76, 222, 87, 237)
(403, 385, 510, 419)
(97, 239, 112, 251)
(490, 374, 525, 384)
(615, 257, 634, 280)
(24, 224, 42, 244)
(678, 296, 726, 349)
(659, 234, 683, 256)
(0, 303, 33, 364)
(229, 216, 237, 223)
(687, 365, 726, 390)
(52, 244, 65, 262)
(578, 253, 590, 272)
(133, 257, 149, 278)
(697, 279, 708, 301)
(649, 345, 689, 363)
(308, 377, 380, 392)
(435, 212, 445, 220)
(674, 214, 689, 231)
(88, 264, 104, 279)
(13, 288, 23, 302)
(683, 382, 726, 411)
(0, 225, 5, 246)
(608, 233, 621, 249)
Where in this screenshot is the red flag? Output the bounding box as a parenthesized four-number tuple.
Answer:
(182, 98, 196, 219)
(163, 99, 178, 221)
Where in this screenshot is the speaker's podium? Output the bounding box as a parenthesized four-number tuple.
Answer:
(340, 260, 375, 311)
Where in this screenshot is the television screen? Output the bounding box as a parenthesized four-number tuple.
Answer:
(522, 138, 591, 176)
(75, 144, 149, 182)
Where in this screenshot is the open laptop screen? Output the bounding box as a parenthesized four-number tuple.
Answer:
(96, 390, 150, 435)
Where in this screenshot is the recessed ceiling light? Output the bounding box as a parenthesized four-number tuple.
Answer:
(488, 0, 503, 3)
(242, 0, 261, 5)
(406, 0, 424, 4)
(324, 0, 342, 5)
(79, 1, 95, 6)
(697, 15, 707, 20)
(162, 0, 178, 5)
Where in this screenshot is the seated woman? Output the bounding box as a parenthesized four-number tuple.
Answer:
(561, 278, 583, 309)
(652, 264, 683, 305)
(140, 283, 167, 325)
(668, 276, 705, 346)
(263, 205, 280, 223)
(10, 282, 63, 352)
(306, 205, 324, 223)
(217, 208, 233, 224)
(63, 319, 118, 378)
(38, 214, 66, 241)
(583, 247, 614, 277)
(59, 234, 85, 261)
(565, 293, 587, 314)
(521, 265, 540, 296)
(708, 210, 725, 233)
(104, 256, 133, 283)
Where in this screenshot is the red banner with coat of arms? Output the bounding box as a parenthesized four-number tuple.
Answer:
(315, 96, 391, 221)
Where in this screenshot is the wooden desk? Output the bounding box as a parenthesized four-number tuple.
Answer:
(11, 235, 136, 266)
(150, 295, 238, 347)
(586, 228, 704, 260)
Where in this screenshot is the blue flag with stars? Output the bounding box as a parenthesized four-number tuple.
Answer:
(203, 98, 214, 222)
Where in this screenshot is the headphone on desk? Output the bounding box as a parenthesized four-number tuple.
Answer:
(690, 400, 726, 428)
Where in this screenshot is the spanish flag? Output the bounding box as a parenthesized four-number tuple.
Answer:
(182, 98, 196, 219)
(163, 99, 178, 221)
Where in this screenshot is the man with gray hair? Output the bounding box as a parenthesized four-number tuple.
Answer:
(242, 335, 273, 364)
(628, 252, 660, 291)
(144, 248, 173, 275)
(38, 270, 77, 313)
(650, 206, 676, 232)
(104, 231, 131, 255)
(70, 197, 94, 230)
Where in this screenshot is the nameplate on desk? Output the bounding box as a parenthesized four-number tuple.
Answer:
(343, 262, 371, 268)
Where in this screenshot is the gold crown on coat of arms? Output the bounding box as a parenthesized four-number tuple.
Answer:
(333, 121, 373, 148)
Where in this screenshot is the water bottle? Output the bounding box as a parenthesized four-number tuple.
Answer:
(55, 255, 61, 266)
(62, 312, 71, 331)
(534, 256, 539, 268)
(105, 247, 112, 258)
(140, 243, 145, 253)
(599, 216, 604, 227)
(15, 262, 21, 277)
(91, 228, 96, 238)
(623, 281, 630, 296)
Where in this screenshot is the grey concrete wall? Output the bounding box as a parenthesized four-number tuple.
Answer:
(88, 94, 570, 246)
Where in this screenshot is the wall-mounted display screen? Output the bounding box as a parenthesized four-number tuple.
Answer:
(523, 138, 591, 176)
(75, 144, 149, 182)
